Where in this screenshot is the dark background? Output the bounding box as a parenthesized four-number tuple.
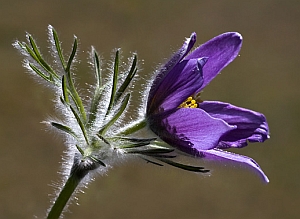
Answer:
(1, 1, 299, 218)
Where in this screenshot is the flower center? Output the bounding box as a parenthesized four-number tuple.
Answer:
(178, 96, 198, 108)
(178, 93, 203, 108)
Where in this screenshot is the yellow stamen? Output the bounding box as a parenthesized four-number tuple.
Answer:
(179, 96, 198, 108)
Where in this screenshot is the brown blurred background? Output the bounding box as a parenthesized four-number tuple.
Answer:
(1, 0, 299, 218)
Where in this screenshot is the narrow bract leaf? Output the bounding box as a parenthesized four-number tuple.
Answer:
(92, 47, 101, 87)
(86, 49, 104, 129)
(120, 142, 152, 149)
(87, 86, 105, 129)
(28, 35, 58, 78)
(156, 158, 210, 173)
(51, 122, 78, 139)
(106, 49, 119, 116)
(76, 145, 85, 156)
(24, 43, 57, 80)
(117, 119, 147, 136)
(70, 105, 89, 145)
(23, 38, 59, 81)
(23, 43, 39, 62)
(99, 93, 130, 135)
(118, 136, 157, 143)
(62, 75, 69, 104)
(115, 54, 137, 103)
(147, 154, 177, 158)
(66, 37, 77, 73)
(62, 37, 87, 123)
(29, 63, 51, 82)
(52, 28, 67, 70)
(132, 148, 174, 154)
(141, 157, 164, 166)
(96, 134, 111, 145)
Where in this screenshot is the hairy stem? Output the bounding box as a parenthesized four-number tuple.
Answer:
(47, 173, 83, 219)
(47, 154, 99, 219)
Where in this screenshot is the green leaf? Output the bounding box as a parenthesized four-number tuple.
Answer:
(61, 36, 87, 123)
(70, 105, 89, 145)
(129, 148, 174, 154)
(141, 157, 164, 166)
(66, 37, 77, 73)
(19, 37, 59, 83)
(28, 35, 59, 79)
(29, 63, 51, 82)
(62, 75, 69, 104)
(23, 43, 54, 79)
(114, 54, 137, 103)
(86, 86, 104, 129)
(120, 142, 152, 149)
(86, 49, 105, 129)
(106, 49, 119, 116)
(52, 27, 67, 70)
(76, 145, 85, 156)
(99, 93, 130, 135)
(118, 136, 157, 143)
(156, 158, 210, 173)
(96, 134, 111, 146)
(92, 47, 101, 87)
(116, 119, 147, 136)
(51, 122, 78, 139)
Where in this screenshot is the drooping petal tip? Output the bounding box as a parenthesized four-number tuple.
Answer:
(202, 149, 269, 183)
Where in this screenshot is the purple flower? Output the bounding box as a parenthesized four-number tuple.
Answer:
(146, 32, 270, 182)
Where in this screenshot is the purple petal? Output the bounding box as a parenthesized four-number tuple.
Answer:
(201, 149, 269, 183)
(185, 32, 242, 92)
(149, 108, 235, 152)
(147, 33, 197, 112)
(147, 58, 206, 114)
(200, 101, 270, 148)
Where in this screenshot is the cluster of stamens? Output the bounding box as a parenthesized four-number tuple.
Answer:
(179, 96, 198, 108)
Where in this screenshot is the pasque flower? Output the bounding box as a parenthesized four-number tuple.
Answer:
(15, 25, 270, 219)
(146, 32, 270, 182)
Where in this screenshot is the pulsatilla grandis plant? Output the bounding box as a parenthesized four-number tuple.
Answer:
(14, 26, 269, 219)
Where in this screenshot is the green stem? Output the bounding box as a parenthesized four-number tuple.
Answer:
(47, 155, 98, 219)
(47, 173, 83, 219)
